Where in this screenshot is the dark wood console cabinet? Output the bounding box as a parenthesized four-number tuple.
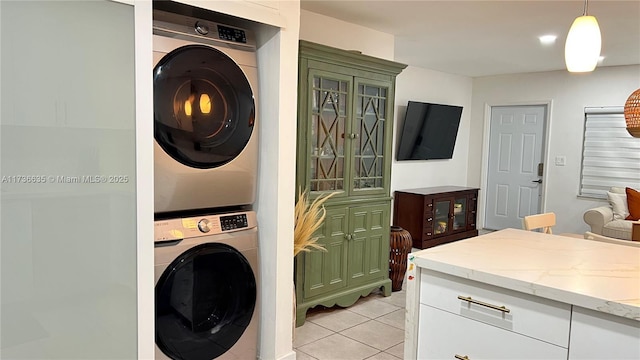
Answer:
(393, 186, 479, 249)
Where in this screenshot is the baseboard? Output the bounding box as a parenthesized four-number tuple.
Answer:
(258, 350, 297, 360)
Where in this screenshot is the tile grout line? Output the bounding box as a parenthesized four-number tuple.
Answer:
(364, 351, 402, 360)
(295, 292, 408, 357)
(307, 306, 383, 333)
(337, 319, 405, 353)
(293, 332, 334, 351)
(306, 312, 365, 333)
(293, 321, 337, 350)
(293, 347, 319, 360)
(372, 309, 406, 330)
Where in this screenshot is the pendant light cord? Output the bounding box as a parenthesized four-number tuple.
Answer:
(583, 0, 589, 15)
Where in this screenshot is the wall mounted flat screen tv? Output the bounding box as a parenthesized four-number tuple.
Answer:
(396, 101, 463, 160)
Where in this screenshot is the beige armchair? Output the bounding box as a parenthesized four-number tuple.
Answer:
(583, 187, 634, 240)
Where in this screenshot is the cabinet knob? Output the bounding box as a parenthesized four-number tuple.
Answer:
(427, 217, 433, 221)
(454, 355, 470, 360)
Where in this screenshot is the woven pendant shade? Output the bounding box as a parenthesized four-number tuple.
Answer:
(625, 88, 640, 138)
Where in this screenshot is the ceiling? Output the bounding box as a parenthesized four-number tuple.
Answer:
(300, 0, 640, 77)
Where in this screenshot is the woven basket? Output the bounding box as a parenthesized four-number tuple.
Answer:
(625, 88, 640, 137)
(389, 226, 412, 292)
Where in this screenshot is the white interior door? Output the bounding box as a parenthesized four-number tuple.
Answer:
(484, 105, 546, 230)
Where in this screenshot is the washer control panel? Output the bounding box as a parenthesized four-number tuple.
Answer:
(155, 211, 257, 241)
(220, 213, 249, 231)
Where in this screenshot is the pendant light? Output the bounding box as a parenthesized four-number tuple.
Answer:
(624, 88, 640, 137)
(564, 0, 601, 72)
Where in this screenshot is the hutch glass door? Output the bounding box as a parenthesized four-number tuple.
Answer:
(308, 71, 351, 195)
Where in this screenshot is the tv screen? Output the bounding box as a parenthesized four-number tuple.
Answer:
(396, 101, 463, 160)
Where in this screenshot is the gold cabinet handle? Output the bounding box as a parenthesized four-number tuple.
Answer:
(454, 355, 469, 360)
(457, 295, 511, 313)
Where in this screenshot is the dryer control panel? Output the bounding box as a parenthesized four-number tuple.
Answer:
(153, 10, 256, 50)
(154, 211, 257, 241)
(217, 25, 247, 44)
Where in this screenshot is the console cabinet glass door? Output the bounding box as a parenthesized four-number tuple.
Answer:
(433, 196, 469, 236)
(434, 200, 451, 235)
(452, 197, 468, 232)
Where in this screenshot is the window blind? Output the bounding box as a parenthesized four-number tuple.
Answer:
(579, 107, 640, 198)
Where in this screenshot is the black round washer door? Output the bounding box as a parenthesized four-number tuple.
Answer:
(155, 243, 257, 360)
(154, 45, 255, 169)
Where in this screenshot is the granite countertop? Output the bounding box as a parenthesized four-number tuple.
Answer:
(410, 228, 640, 321)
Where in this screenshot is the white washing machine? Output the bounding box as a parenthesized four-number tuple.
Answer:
(153, 9, 259, 214)
(154, 211, 259, 360)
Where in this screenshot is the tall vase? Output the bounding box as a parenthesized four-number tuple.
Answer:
(389, 226, 412, 291)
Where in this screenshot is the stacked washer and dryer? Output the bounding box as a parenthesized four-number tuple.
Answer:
(152, 7, 260, 360)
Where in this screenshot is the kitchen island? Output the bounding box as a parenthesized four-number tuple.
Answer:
(404, 228, 640, 359)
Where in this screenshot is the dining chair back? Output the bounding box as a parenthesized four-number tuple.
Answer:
(523, 212, 556, 234)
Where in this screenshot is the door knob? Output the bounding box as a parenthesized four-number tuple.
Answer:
(532, 179, 542, 184)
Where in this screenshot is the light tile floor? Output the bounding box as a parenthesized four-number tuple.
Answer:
(293, 286, 407, 360)
(294, 232, 495, 360)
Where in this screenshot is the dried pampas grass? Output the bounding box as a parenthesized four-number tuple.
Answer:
(294, 189, 335, 256)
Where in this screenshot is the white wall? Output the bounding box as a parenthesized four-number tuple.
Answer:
(300, 9, 394, 60)
(469, 65, 640, 234)
(391, 66, 473, 192)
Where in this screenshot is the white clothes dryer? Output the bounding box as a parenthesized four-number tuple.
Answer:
(153, 9, 259, 214)
(154, 211, 259, 360)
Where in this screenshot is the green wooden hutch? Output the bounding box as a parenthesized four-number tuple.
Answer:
(295, 40, 406, 326)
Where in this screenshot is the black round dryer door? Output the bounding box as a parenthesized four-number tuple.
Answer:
(155, 243, 257, 360)
(154, 45, 255, 169)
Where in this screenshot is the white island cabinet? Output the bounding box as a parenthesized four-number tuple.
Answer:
(405, 228, 640, 360)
